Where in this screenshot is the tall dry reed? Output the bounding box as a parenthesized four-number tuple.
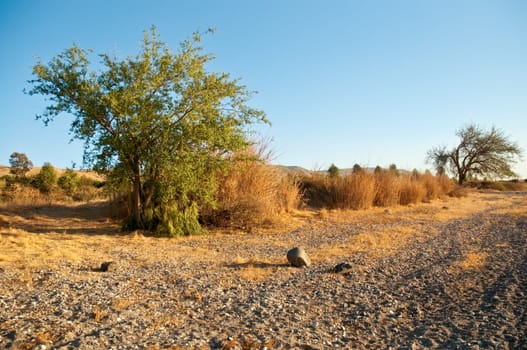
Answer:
(205, 149, 302, 229)
(374, 171, 401, 207)
(300, 169, 450, 210)
(335, 172, 376, 209)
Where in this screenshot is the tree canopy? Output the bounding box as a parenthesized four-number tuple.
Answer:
(427, 124, 522, 185)
(9, 152, 33, 177)
(27, 27, 267, 235)
(327, 163, 340, 178)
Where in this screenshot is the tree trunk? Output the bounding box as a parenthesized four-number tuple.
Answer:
(132, 163, 143, 229)
(458, 172, 465, 185)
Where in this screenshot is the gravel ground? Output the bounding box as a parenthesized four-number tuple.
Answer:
(1, 191, 526, 349)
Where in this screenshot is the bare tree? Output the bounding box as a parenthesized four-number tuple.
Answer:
(427, 124, 522, 185)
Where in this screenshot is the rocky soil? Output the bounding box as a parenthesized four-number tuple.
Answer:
(1, 191, 526, 349)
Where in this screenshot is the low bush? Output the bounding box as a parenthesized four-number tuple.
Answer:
(399, 176, 426, 205)
(202, 149, 302, 229)
(336, 172, 375, 210)
(58, 169, 79, 196)
(421, 171, 441, 201)
(374, 171, 400, 207)
(34, 163, 57, 193)
(299, 173, 337, 209)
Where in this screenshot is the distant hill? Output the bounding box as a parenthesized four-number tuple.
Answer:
(273, 165, 311, 175)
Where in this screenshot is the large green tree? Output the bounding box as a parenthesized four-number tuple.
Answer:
(427, 124, 522, 185)
(27, 27, 267, 235)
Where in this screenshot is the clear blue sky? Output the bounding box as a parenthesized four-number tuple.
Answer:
(1, 0, 526, 177)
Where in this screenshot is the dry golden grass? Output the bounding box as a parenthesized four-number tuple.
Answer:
(336, 172, 376, 209)
(300, 171, 452, 210)
(228, 256, 287, 282)
(458, 252, 490, 271)
(374, 172, 401, 207)
(311, 225, 432, 262)
(204, 154, 302, 229)
(1, 189, 524, 285)
(0, 164, 104, 181)
(398, 176, 426, 205)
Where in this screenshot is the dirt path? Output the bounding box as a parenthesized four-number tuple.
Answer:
(1, 191, 526, 349)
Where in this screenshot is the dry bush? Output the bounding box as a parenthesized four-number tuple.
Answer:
(205, 151, 302, 229)
(1, 182, 68, 206)
(299, 173, 337, 208)
(398, 176, 426, 205)
(72, 175, 104, 201)
(301, 169, 452, 210)
(374, 171, 400, 207)
(421, 171, 441, 201)
(336, 172, 376, 209)
(437, 174, 453, 195)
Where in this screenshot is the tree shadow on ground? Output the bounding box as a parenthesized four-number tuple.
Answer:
(0, 201, 123, 235)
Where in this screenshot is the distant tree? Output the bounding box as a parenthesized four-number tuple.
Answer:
(352, 163, 363, 174)
(9, 152, 33, 177)
(389, 164, 400, 176)
(374, 165, 383, 174)
(35, 162, 57, 193)
(58, 168, 79, 196)
(427, 124, 522, 185)
(26, 27, 267, 235)
(327, 163, 340, 178)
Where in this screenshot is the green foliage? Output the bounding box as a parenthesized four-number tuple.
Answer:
(34, 162, 57, 193)
(27, 27, 267, 235)
(327, 163, 340, 178)
(389, 164, 400, 176)
(428, 124, 523, 185)
(57, 168, 79, 196)
(352, 163, 363, 174)
(9, 152, 33, 177)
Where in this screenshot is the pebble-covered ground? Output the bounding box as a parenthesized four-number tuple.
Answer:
(1, 191, 526, 349)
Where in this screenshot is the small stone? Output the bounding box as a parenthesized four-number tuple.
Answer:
(334, 262, 352, 274)
(99, 261, 115, 272)
(286, 247, 311, 267)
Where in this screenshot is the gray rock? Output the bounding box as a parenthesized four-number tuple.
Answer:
(287, 247, 311, 267)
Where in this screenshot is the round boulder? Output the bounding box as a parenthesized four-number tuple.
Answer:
(287, 247, 311, 267)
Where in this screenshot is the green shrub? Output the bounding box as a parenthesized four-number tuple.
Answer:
(58, 169, 79, 196)
(34, 163, 57, 193)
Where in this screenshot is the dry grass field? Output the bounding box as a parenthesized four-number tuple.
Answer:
(1, 187, 526, 348)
